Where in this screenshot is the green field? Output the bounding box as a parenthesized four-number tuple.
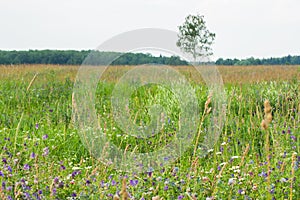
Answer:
(0, 65, 299, 199)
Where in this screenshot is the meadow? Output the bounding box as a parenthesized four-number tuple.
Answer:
(0, 64, 299, 199)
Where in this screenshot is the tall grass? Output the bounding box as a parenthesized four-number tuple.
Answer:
(0, 65, 299, 199)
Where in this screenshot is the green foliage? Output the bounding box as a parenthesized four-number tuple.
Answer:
(0, 69, 299, 199)
(216, 55, 300, 66)
(177, 14, 216, 61)
(0, 50, 188, 66)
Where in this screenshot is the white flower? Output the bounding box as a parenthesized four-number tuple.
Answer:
(228, 178, 236, 185)
(208, 149, 214, 153)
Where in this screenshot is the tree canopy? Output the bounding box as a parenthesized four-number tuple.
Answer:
(0, 50, 188, 66)
(177, 14, 216, 62)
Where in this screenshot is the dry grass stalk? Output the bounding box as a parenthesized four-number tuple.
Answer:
(120, 178, 129, 200)
(0, 187, 5, 200)
(193, 93, 212, 160)
(261, 100, 273, 200)
(152, 196, 162, 200)
(261, 100, 272, 130)
(113, 194, 120, 200)
(240, 144, 250, 167)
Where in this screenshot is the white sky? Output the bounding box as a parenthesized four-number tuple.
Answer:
(0, 0, 299, 59)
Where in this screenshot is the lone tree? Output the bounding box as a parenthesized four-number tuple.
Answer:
(177, 14, 216, 62)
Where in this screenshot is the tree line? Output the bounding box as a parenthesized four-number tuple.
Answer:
(0, 50, 299, 66)
(215, 55, 300, 66)
(0, 50, 188, 65)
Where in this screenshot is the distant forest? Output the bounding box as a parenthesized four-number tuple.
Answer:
(0, 50, 300, 66)
(0, 50, 188, 65)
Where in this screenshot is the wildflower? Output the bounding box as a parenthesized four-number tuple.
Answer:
(86, 180, 91, 185)
(231, 156, 240, 159)
(58, 181, 64, 188)
(252, 184, 258, 190)
(35, 123, 39, 129)
(129, 179, 138, 186)
(164, 185, 168, 191)
(71, 193, 77, 197)
(30, 152, 36, 159)
(0, 171, 3, 177)
(238, 189, 245, 194)
(42, 147, 49, 156)
(42, 134, 48, 140)
(178, 195, 184, 200)
(54, 177, 59, 184)
(258, 171, 268, 177)
(23, 164, 30, 170)
(7, 165, 12, 173)
(52, 188, 57, 196)
(280, 178, 288, 183)
(290, 135, 296, 141)
(24, 192, 30, 199)
(6, 186, 12, 191)
(228, 178, 236, 185)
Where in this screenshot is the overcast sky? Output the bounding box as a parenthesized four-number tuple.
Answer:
(1, 0, 299, 59)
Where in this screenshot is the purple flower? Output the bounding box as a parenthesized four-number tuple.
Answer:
(0, 171, 3, 177)
(2, 158, 7, 164)
(129, 179, 138, 187)
(24, 192, 30, 199)
(7, 165, 12, 173)
(164, 185, 169, 191)
(259, 171, 268, 177)
(2, 181, 6, 189)
(35, 123, 39, 129)
(7, 196, 13, 200)
(60, 165, 66, 170)
(54, 177, 59, 184)
(30, 152, 36, 159)
(52, 188, 57, 196)
(178, 195, 184, 200)
(58, 181, 64, 188)
(7, 186, 12, 191)
(290, 135, 296, 141)
(71, 171, 77, 178)
(86, 180, 91, 185)
(71, 193, 77, 197)
(42, 134, 48, 140)
(23, 164, 30, 170)
(111, 180, 117, 186)
(42, 147, 49, 156)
